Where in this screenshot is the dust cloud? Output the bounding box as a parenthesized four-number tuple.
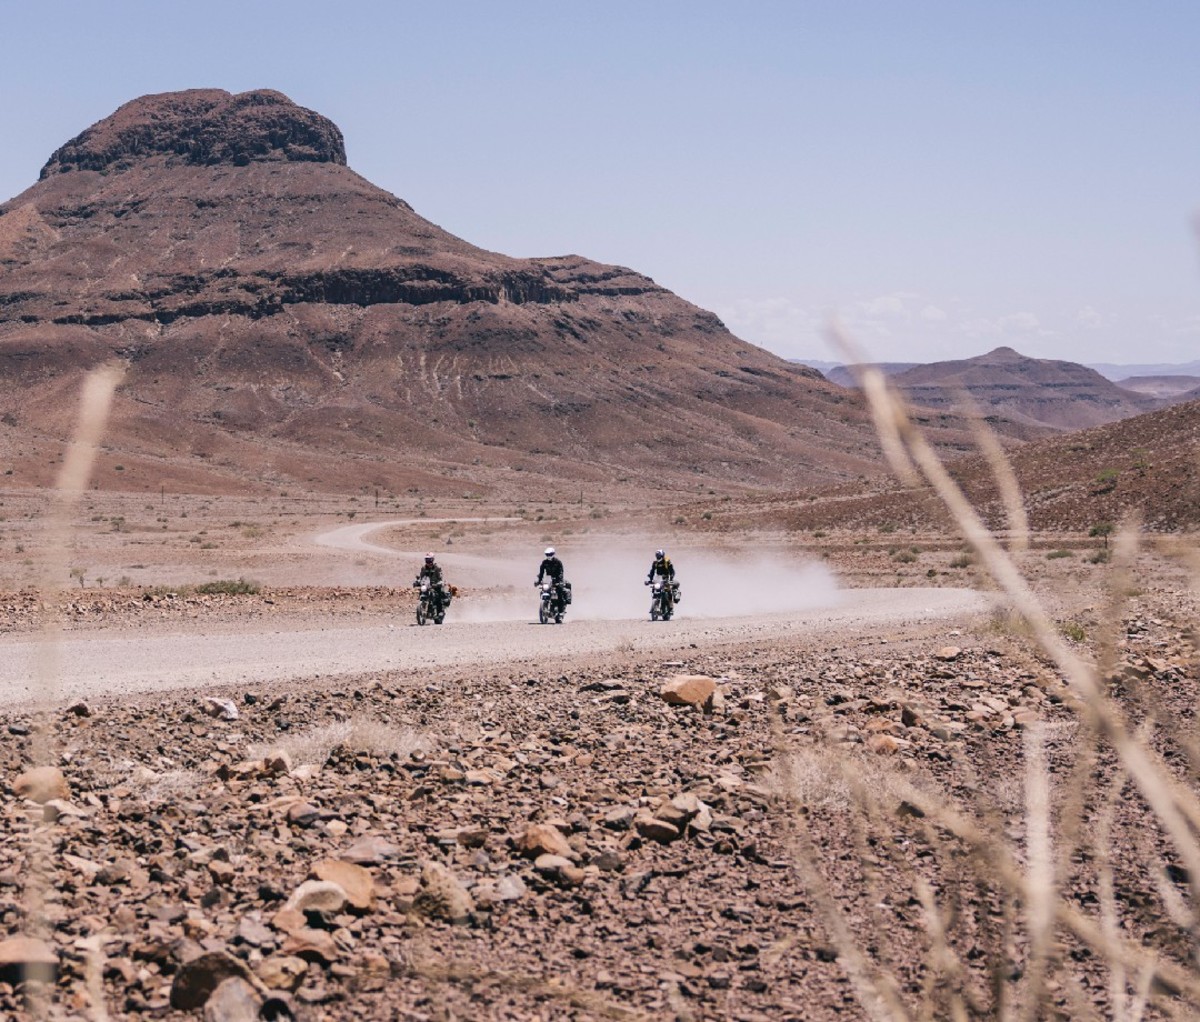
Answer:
(451, 538, 840, 624)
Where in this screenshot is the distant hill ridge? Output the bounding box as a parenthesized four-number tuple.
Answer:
(808, 347, 1161, 432)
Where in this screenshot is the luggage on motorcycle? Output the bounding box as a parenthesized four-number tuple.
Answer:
(673, 584, 681, 604)
(562, 581, 572, 605)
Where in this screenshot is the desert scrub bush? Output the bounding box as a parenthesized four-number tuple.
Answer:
(1087, 548, 1112, 564)
(1091, 467, 1119, 495)
(1046, 548, 1073, 559)
(949, 552, 973, 568)
(890, 548, 918, 563)
(250, 716, 431, 767)
(1060, 620, 1087, 641)
(195, 578, 260, 595)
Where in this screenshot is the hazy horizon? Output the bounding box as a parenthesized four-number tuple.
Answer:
(2, 1, 1197, 368)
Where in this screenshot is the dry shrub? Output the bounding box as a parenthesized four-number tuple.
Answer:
(770, 330, 1200, 1020)
(250, 715, 431, 767)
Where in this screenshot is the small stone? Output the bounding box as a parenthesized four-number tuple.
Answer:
(281, 929, 339, 964)
(283, 880, 347, 916)
(269, 908, 307, 936)
(660, 674, 716, 709)
(286, 802, 321, 827)
(414, 861, 475, 925)
(208, 860, 236, 885)
(935, 646, 962, 662)
(13, 766, 69, 804)
(901, 704, 922, 727)
(494, 874, 527, 901)
(235, 915, 273, 948)
(263, 749, 292, 776)
(203, 698, 239, 721)
(591, 850, 625, 872)
(635, 815, 681, 844)
(203, 976, 263, 1022)
(516, 822, 576, 861)
(255, 955, 307, 992)
(340, 836, 401, 865)
(866, 734, 900, 755)
(312, 860, 374, 912)
(67, 701, 91, 718)
(170, 950, 254, 1011)
(42, 798, 87, 822)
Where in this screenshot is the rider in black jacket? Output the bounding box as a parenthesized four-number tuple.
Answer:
(537, 547, 564, 585)
(646, 549, 674, 583)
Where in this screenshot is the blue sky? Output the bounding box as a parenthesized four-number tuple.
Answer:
(2, 1, 1198, 365)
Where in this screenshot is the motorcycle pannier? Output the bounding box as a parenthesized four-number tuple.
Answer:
(562, 581, 573, 605)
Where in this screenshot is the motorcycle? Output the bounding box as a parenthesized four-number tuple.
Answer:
(646, 577, 680, 621)
(536, 579, 571, 624)
(414, 577, 451, 625)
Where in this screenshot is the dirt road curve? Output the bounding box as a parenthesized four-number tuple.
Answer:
(0, 588, 990, 708)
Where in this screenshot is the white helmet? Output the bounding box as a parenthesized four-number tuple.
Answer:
(544, 547, 555, 557)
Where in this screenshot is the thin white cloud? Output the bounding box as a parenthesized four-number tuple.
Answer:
(920, 304, 947, 322)
(1076, 305, 1104, 329)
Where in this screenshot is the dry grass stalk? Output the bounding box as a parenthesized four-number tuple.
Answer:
(961, 394, 1030, 552)
(24, 363, 123, 1018)
(1018, 724, 1054, 1022)
(830, 324, 1200, 894)
(773, 330, 1200, 1018)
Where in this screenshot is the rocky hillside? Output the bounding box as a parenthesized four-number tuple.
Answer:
(885, 347, 1161, 431)
(748, 395, 1200, 534)
(0, 89, 910, 498)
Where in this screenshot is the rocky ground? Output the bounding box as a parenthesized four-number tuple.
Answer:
(1, 530, 1198, 1020)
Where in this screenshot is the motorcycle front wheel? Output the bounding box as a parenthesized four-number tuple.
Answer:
(539, 604, 549, 624)
(416, 605, 427, 626)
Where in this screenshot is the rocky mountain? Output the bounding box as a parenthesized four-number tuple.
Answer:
(0, 88, 903, 497)
(882, 346, 1161, 432)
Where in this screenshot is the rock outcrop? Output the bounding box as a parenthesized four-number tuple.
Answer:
(41, 89, 345, 177)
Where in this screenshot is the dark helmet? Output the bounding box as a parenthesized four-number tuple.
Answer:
(655, 549, 665, 559)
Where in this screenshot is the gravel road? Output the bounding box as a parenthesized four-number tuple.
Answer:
(0, 587, 990, 707)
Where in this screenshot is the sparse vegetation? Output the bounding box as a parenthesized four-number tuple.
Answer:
(194, 578, 260, 595)
(1046, 548, 1073, 559)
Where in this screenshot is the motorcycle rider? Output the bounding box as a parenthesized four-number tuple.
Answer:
(645, 548, 679, 610)
(415, 553, 448, 614)
(646, 549, 674, 584)
(536, 546, 568, 613)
